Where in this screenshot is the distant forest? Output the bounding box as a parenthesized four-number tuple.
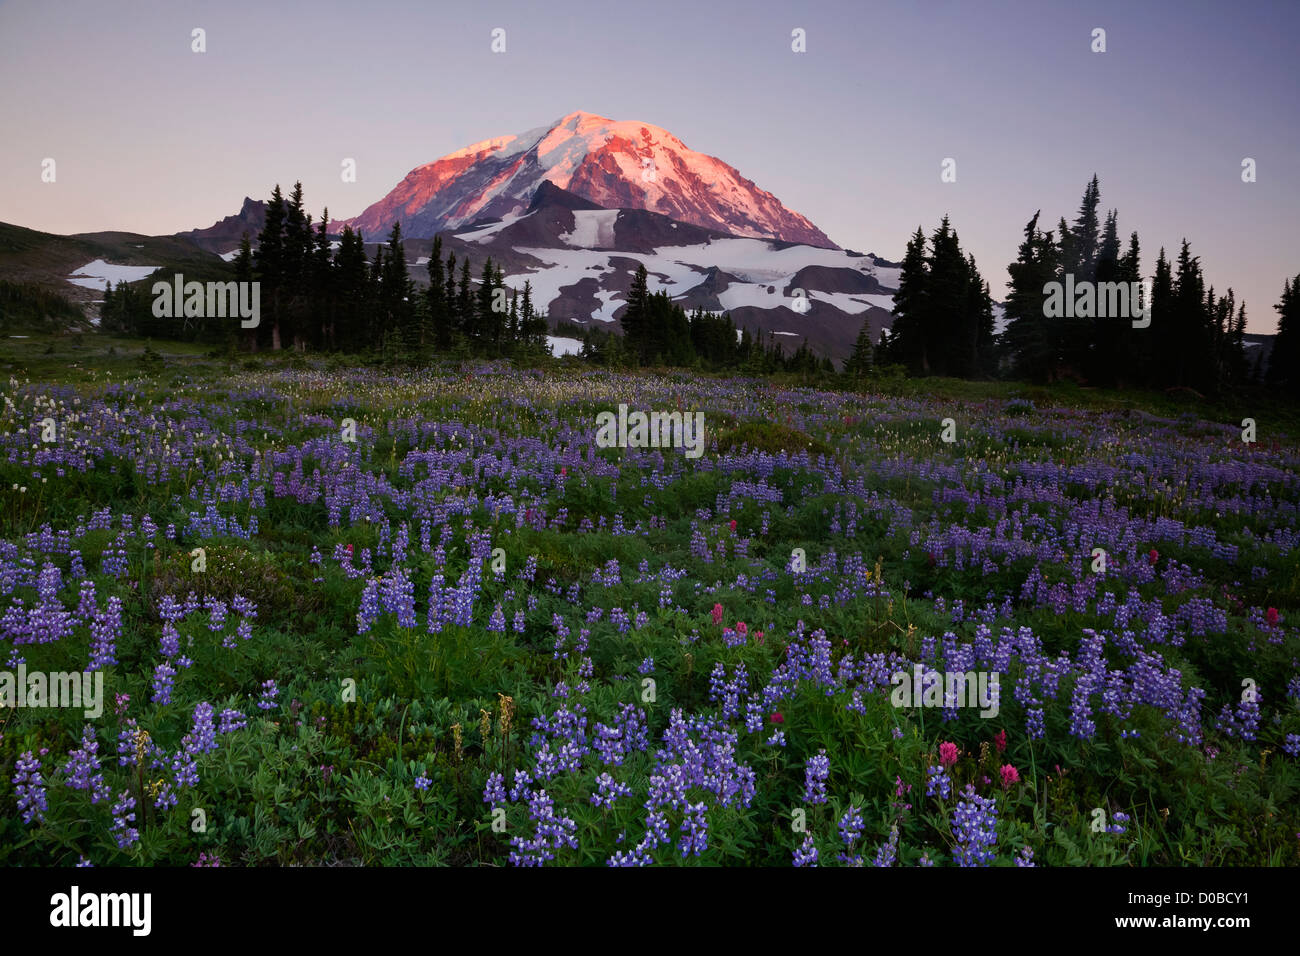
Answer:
(79, 177, 1300, 398)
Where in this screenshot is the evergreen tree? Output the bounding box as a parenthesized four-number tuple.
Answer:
(473, 257, 498, 353)
(457, 258, 474, 346)
(1269, 275, 1300, 398)
(1001, 212, 1059, 381)
(333, 227, 368, 352)
(1070, 175, 1102, 281)
(1089, 209, 1124, 383)
(1148, 249, 1175, 387)
(282, 181, 309, 350)
(1115, 231, 1146, 384)
(622, 264, 650, 364)
(255, 185, 287, 349)
(881, 227, 929, 373)
(380, 222, 415, 358)
(427, 235, 450, 351)
(1171, 239, 1212, 389)
(234, 234, 256, 351)
(844, 316, 875, 380)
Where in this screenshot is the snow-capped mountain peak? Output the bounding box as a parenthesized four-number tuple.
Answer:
(337, 112, 837, 248)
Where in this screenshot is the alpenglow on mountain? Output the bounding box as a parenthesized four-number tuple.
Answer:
(337, 111, 838, 248)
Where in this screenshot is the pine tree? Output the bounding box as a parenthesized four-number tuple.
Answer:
(457, 258, 473, 346)
(1171, 239, 1212, 389)
(844, 316, 874, 380)
(380, 222, 415, 359)
(1001, 212, 1060, 381)
(1148, 249, 1175, 387)
(228, 234, 254, 352)
(473, 257, 497, 354)
(882, 227, 929, 373)
(1114, 231, 1145, 384)
(255, 185, 287, 350)
(622, 264, 650, 364)
(332, 227, 368, 352)
(427, 235, 450, 351)
(311, 211, 333, 350)
(1229, 300, 1249, 387)
(1269, 275, 1300, 397)
(1070, 175, 1102, 282)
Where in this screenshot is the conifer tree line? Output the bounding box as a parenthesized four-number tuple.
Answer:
(575, 263, 834, 374)
(97, 176, 1294, 396)
(875, 216, 996, 377)
(880, 175, 1280, 396)
(103, 182, 551, 361)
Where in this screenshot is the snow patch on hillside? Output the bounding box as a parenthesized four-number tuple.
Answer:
(457, 211, 534, 243)
(67, 259, 160, 290)
(561, 210, 619, 248)
(546, 335, 583, 356)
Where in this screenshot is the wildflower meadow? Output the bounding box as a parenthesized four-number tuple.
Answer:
(2, 357, 1297, 868)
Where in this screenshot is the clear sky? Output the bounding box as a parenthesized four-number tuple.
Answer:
(1, 0, 1295, 332)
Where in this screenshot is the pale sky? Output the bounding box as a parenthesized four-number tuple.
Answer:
(1, 0, 1295, 332)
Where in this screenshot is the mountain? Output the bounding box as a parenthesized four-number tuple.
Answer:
(176, 197, 266, 255)
(431, 182, 898, 361)
(337, 111, 837, 248)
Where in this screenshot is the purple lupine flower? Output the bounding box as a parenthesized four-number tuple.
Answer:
(803, 749, 830, 804)
(793, 834, 818, 866)
(61, 725, 111, 804)
(111, 789, 139, 849)
(508, 789, 578, 866)
(151, 661, 177, 704)
(951, 784, 999, 866)
(873, 826, 899, 867)
(217, 708, 247, 734)
(88, 597, 121, 670)
(926, 765, 952, 800)
(357, 577, 381, 634)
(483, 771, 507, 805)
(589, 772, 633, 809)
(159, 622, 180, 659)
(839, 806, 864, 846)
(186, 702, 217, 755)
(257, 679, 278, 711)
(679, 801, 709, 857)
(13, 750, 47, 824)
